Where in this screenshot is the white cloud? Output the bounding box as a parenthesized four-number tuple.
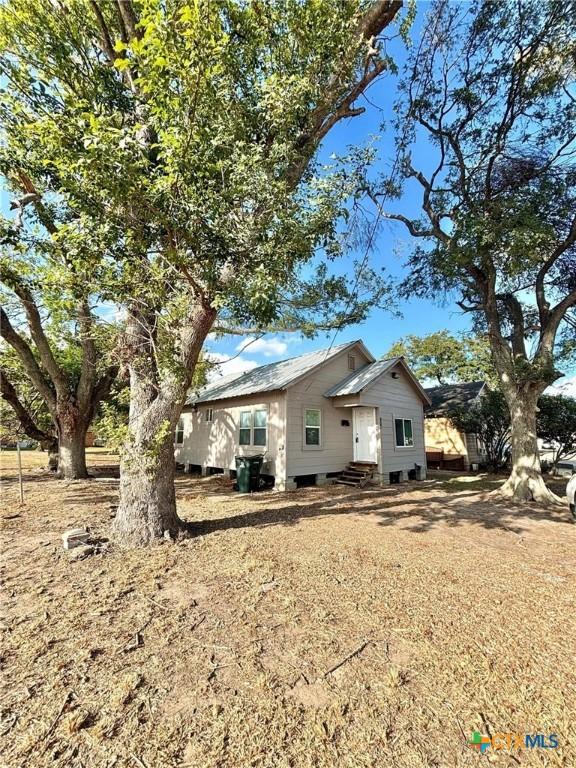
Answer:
(545, 375, 576, 398)
(234, 334, 301, 357)
(205, 352, 259, 381)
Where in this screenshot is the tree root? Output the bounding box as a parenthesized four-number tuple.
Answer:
(497, 471, 564, 507)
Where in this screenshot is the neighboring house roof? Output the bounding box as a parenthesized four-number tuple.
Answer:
(187, 340, 374, 405)
(424, 381, 485, 416)
(324, 357, 431, 405)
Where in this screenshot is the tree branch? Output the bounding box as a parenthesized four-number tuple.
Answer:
(90, 0, 117, 65)
(76, 300, 98, 411)
(283, 1, 402, 188)
(0, 367, 55, 446)
(0, 307, 57, 415)
(6, 278, 68, 393)
(496, 292, 527, 359)
(535, 211, 576, 323)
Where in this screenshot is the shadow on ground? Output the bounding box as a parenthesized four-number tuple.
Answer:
(186, 480, 572, 538)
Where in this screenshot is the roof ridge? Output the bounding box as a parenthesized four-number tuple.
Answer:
(187, 339, 363, 405)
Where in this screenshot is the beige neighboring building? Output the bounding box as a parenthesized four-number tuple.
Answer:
(424, 381, 487, 471)
(174, 340, 431, 490)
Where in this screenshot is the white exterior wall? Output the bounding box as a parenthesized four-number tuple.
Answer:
(173, 350, 427, 488)
(359, 363, 427, 481)
(285, 346, 372, 477)
(175, 391, 286, 483)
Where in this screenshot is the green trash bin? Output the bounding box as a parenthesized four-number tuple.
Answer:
(235, 455, 264, 493)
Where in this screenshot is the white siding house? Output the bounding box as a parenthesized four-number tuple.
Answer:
(175, 340, 430, 490)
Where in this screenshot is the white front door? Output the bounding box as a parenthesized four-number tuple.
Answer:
(353, 407, 377, 462)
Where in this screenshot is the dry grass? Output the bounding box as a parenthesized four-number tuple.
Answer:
(1, 453, 575, 767)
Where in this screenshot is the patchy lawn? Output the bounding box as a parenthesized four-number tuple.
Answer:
(1, 453, 575, 767)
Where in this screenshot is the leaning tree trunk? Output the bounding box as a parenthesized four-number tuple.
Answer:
(500, 387, 561, 505)
(56, 402, 90, 479)
(113, 300, 216, 546)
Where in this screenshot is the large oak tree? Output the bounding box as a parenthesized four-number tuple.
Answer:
(371, 0, 576, 503)
(1, 0, 404, 542)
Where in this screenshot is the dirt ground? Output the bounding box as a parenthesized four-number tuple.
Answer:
(1, 451, 575, 768)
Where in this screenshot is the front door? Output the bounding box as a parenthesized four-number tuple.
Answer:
(353, 407, 377, 463)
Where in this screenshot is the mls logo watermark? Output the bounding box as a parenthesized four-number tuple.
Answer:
(468, 731, 559, 753)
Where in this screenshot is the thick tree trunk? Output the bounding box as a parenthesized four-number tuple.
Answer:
(500, 389, 561, 505)
(113, 300, 216, 546)
(57, 422, 89, 479)
(113, 408, 182, 546)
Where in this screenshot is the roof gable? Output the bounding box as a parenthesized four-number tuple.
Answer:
(187, 340, 373, 405)
(325, 357, 431, 405)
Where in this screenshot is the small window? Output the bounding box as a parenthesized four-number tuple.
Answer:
(253, 409, 267, 446)
(239, 411, 252, 445)
(348, 354, 356, 371)
(395, 418, 413, 447)
(204, 408, 213, 423)
(175, 418, 184, 445)
(305, 408, 321, 446)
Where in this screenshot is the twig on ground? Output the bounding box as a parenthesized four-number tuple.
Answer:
(130, 754, 149, 768)
(444, 700, 467, 743)
(324, 640, 369, 677)
(145, 596, 170, 611)
(116, 615, 153, 654)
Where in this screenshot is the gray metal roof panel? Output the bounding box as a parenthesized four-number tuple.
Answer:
(187, 341, 360, 405)
(324, 357, 401, 396)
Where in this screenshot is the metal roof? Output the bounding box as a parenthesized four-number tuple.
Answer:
(324, 356, 431, 405)
(424, 381, 485, 416)
(324, 357, 401, 396)
(187, 340, 368, 405)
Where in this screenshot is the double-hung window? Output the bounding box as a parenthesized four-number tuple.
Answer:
(175, 418, 184, 445)
(239, 409, 267, 446)
(239, 411, 252, 445)
(304, 408, 321, 447)
(253, 410, 267, 446)
(205, 408, 213, 423)
(394, 418, 413, 447)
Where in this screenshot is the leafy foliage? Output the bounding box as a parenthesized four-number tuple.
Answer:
(537, 395, 576, 472)
(448, 390, 510, 473)
(373, 0, 575, 388)
(386, 330, 494, 385)
(0, 0, 399, 350)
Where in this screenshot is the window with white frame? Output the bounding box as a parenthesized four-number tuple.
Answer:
(253, 410, 267, 446)
(348, 354, 356, 371)
(204, 408, 213, 423)
(304, 408, 321, 446)
(394, 418, 413, 447)
(239, 411, 252, 445)
(175, 418, 184, 445)
(238, 409, 267, 446)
